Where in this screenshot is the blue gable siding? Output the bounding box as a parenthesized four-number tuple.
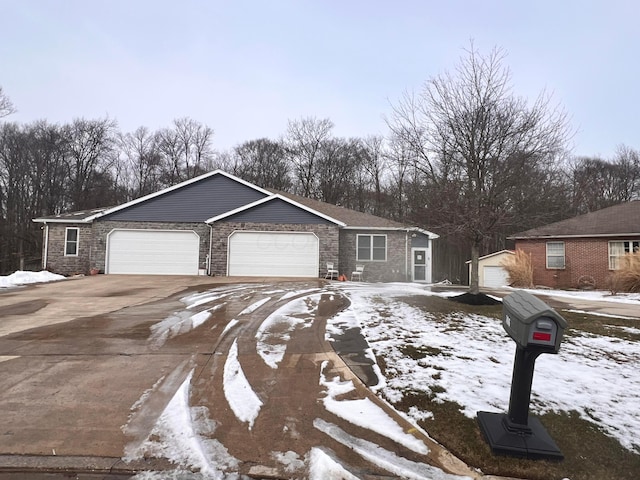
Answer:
(101, 174, 268, 222)
(411, 232, 431, 248)
(220, 198, 334, 224)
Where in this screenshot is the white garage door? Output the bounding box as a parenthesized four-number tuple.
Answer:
(228, 231, 319, 277)
(483, 266, 510, 288)
(107, 230, 199, 275)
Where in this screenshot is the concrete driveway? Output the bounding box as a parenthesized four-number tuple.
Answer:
(0, 276, 478, 479)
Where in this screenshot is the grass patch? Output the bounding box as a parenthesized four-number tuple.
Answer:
(560, 310, 640, 341)
(399, 294, 503, 320)
(395, 393, 640, 480)
(399, 344, 449, 359)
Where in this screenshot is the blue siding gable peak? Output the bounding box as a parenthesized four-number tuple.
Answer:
(206, 194, 345, 226)
(98, 171, 270, 223)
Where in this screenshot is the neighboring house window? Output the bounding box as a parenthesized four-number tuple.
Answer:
(609, 240, 640, 269)
(357, 234, 387, 261)
(65, 227, 79, 256)
(546, 241, 565, 269)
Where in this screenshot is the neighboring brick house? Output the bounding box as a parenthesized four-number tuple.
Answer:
(508, 201, 640, 289)
(34, 170, 438, 282)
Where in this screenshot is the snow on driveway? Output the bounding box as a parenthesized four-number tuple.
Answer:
(123, 281, 639, 478)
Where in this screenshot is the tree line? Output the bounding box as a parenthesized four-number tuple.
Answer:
(1, 47, 640, 280)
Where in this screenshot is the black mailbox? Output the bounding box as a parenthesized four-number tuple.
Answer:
(478, 291, 568, 460)
(502, 290, 567, 353)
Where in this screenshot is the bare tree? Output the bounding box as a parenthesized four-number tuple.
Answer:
(64, 117, 118, 210)
(388, 43, 572, 295)
(285, 117, 334, 197)
(0, 87, 16, 119)
(158, 118, 214, 184)
(570, 147, 640, 214)
(612, 145, 640, 201)
(315, 137, 363, 205)
(384, 134, 417, 222)
(231, 138, 291, 190)
(360, 135, 387, 215)
(118, 126, 162, 198)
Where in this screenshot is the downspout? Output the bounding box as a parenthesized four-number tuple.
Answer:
(43, 222, 49, 270)
(207, 224, 213, 276)
(405, 229, 409, 282)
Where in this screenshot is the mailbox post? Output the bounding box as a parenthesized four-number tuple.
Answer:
(477, 290, 567, 460)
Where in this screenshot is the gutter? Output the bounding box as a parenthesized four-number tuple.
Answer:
(509, 232, 640, 240)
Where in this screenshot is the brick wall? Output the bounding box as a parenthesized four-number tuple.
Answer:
(339, 230, 410, 282)
(515, 238, 613, 289)
(45, 223, 94, 275)
(210, 222, 339, 277)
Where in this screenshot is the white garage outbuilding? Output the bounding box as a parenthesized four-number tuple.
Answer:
(467, 250, 514, 288)
(227, 231, 319, 277)
(106, 229, 200, 275)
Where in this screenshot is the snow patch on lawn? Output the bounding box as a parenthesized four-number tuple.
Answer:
(0, 270, 65, 288)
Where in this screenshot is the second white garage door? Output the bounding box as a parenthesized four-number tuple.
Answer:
(228, 231, 319, 277)
(483, 266, 510, 288)
(107, 229, 200, 275)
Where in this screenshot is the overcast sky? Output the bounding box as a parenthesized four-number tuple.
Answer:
(1, 1, 638, 158)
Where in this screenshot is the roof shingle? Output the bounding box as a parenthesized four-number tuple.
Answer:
(509, 200, 640, 239)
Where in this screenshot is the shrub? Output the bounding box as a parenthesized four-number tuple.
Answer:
(500, 249, 533, 288)
(608, 252, 640, 293)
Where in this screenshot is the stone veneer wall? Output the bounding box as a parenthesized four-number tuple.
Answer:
(339, 230, 410, 282)
(92, 221, 211, 273)
(45, 223, 94, 275)
(209, 222, 339, 277)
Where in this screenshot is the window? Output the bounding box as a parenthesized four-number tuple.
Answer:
(546, 241, 565, 269)
(357, 234, 386, 261)
(609, 240, 640, 269)
(65, 227, 79, 256)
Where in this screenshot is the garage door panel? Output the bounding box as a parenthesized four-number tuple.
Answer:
(228, 232, 318, 277)
(483, 266, 509, 288)
(107, 230, 199, 275)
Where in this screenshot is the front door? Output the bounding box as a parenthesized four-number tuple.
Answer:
(412, 248, 431, 283)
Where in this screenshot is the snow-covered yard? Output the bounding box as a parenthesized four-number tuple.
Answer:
(327, 282, 640, 454)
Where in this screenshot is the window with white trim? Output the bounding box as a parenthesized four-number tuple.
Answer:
(357, 234, 387, 261)
(65, 227, 79, 256)
(609, 240, 640, 269)
(546, 241, 565, 269)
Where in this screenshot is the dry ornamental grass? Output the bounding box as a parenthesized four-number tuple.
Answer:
(500, 249, 533, 288)
(609, 252, 640, 293)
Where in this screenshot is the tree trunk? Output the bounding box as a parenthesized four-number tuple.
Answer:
(469, 241, 480, 295)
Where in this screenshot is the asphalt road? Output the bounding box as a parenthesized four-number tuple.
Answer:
(0, 276, 478, 479)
